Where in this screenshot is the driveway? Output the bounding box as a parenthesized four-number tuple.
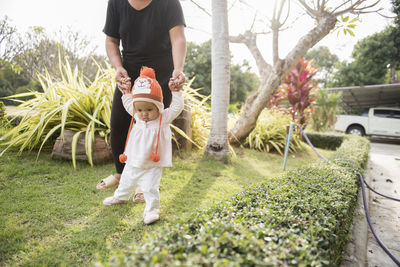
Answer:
(342, 140, 400, 267)
(366, 141, 400, 267)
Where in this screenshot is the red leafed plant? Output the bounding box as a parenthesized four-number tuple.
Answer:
(269, 57, 318, 128)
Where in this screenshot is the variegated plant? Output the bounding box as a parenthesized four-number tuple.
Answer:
(170, 77, 211, 150)
(1, 58, 115, 168)
(243, 108, 302, 155)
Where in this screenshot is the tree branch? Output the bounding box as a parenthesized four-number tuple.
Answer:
(186, 0, 211, 16)
(229, 31, 273, 78)
(281, 14, 337, 77)
(332, 0, 381, 16)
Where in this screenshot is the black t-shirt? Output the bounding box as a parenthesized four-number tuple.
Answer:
(103, 0, 185, 65)
(104, 0, 185, 105)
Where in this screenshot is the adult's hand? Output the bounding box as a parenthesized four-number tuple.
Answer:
(171, 69, 186, 90)
(116, 67, 131, 94)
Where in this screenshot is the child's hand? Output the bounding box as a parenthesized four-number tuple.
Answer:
(169, 71, 186, 92)
(116, 68, 132, 94)
(118, 77, 132, 94)
(169, 78, 181, 92)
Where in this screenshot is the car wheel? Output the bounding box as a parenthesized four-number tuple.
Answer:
(347, 125, 365, 136)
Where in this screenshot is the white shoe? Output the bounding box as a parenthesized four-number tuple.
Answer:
(103, 196, 126, 206)
(144, 214, 159, 225)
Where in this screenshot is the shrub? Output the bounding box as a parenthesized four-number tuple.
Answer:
(0, 59, 115, 167)
(304, 131, 344, 150)
(99, 136, 369, 266)
(243, 109, 302, 155)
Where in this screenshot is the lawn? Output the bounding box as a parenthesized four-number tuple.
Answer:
(0, 146, 332, 266)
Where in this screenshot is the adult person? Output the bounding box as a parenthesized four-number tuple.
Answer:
(96, 0, 186, 202)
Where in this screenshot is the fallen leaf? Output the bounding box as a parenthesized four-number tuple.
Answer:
(372, 198, 380, 203)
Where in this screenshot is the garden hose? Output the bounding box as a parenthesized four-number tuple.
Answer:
(284, 122, 400, 266)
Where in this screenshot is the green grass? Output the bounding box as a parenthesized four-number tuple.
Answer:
(0, 146, 333, 266)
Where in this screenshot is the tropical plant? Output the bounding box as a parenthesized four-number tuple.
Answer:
(171, 78, 211, 150)
(270, 57, 318, 128)
(243, 108, 302, 155)
(311, 89, 342, 132)
(0, 58, 114, 168)
(0, 100, 6, 125)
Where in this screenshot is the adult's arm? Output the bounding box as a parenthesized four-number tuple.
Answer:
(105, 35, 131, 93)
(169, 25, 186, 86)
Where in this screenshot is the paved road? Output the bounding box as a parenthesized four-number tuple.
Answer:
(342, 140, 400, 267)
(366, 141, 400, 267)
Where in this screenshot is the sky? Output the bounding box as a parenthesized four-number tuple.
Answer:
(0, 0, 395, 73)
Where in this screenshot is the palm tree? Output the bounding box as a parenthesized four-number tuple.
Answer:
(204, 0, 231, 159)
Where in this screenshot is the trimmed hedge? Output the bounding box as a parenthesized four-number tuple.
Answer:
(101, 136, 369, 267)
(303, 131, 345, 150)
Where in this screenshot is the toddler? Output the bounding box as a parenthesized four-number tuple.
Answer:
(103, 66, 184, 225)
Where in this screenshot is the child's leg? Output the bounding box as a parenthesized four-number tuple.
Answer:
(113, 165, 139, 201)
(138, 167, 162, 217)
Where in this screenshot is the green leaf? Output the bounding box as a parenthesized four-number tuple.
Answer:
(71, 131, 84, 169)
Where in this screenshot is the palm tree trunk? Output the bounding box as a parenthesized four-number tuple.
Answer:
(205, 0, 231, 159)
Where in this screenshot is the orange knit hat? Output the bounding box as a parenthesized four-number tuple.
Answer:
(132, 66, 164, 112)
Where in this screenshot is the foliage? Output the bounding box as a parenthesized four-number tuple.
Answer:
(0, 16, 23, 72)
(328, 26, 399, 87)
(391, 0, 400, 70)
(1, 19, 108, 105)
(180, 79, 211, 149)
(311, 89, 342, 132)
(0, 62, 211, 167)
(0, 101, 6, 126)
(99, 136, 369, 266)
(0, 66, 41, 105)
(270, 57, 318, 128)
(334, 15, 358, 37)
(11, 26, 108, 82)
(0, 58, 115, 168)
(185, 40, 259, 104)
(0, 143, 328, 266)
(305, 46, 339, 88)
(243, 109, 302, 155)
(303, 131, 344, 150)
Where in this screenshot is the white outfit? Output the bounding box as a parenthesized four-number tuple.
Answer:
(113, 91, 184, 216)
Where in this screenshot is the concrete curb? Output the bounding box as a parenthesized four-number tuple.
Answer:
(341, 160, 371, 267)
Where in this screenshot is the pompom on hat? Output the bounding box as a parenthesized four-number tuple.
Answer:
(131, 66, 164, 112)
(119, 66, 163, 164)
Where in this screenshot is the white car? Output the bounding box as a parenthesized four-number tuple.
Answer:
(334, 107, 400, 137)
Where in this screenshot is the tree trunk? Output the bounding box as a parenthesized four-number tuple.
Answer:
(205, 0, 231, 159)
